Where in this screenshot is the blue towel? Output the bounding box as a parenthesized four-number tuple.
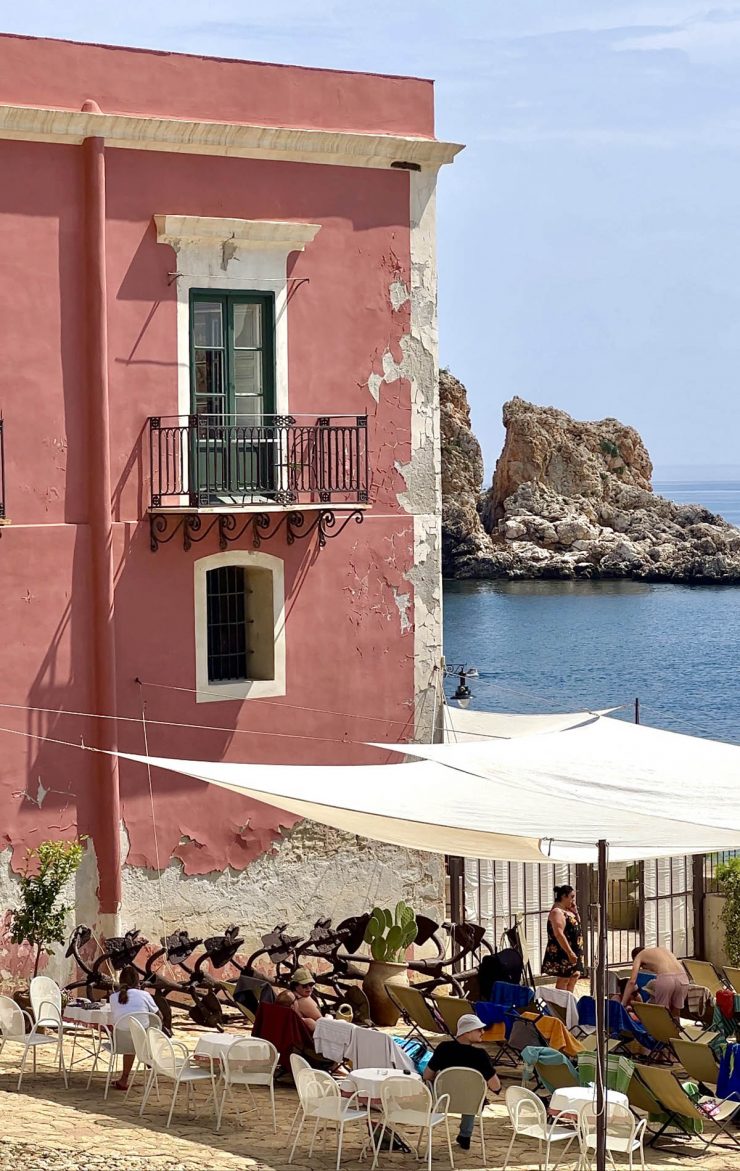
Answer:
(474, 1001, 510, 1027)
(489, 982, 534, 1009)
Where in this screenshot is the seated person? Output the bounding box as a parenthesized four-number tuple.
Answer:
(290, 967, 322, 1034)
(108, 964, 161, 1091)
(423, 1013, 501, 1151)
(622, 945, 689, 1020)
(275, 989, 297, 1007)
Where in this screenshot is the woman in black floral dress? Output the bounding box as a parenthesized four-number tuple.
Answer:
(542, 884, 583, 992)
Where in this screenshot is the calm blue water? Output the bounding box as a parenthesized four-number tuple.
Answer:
(443, 481, 740, 744)
(655, 480, 740, 527)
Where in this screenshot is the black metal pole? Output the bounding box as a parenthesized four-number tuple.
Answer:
(595, 839, 608, 1171)
(634, 696, 640, 725)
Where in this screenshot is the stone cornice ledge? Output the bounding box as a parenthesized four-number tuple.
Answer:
(0, 103, 464, 169)
(154, 215, 322, 251)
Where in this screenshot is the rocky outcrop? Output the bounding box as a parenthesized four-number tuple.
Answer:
(440, 387, 740, 582)
(440, 369, 492, 575)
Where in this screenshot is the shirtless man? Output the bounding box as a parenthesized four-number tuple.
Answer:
(289, 967, 322, 1034)
(622, 945, 689, 1018)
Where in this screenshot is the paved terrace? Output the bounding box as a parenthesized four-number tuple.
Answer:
(0, 1019, 736, 1171)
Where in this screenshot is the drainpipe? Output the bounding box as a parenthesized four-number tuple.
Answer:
(83, 111, 121, 934)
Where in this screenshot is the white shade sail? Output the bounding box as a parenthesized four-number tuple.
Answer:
(442, 705, 614, 742)
(116, 713, 740, 864)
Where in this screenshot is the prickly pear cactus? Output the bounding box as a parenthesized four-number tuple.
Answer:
(363, 899, 418, 962)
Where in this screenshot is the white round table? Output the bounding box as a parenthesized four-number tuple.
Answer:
(64, 1004, 112, 1026)
(346, 1067, 420, 1099)
(193, 1032, 244, 1062)
(549, 1085, 629, 1122)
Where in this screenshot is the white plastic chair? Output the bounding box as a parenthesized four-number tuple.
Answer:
(287, 1052, 313, 1141)
(579, 1102, 646, 1170)
(216, 1037, 278, 1132)
(140, 1029, 218, 1128)
(371, 1076, 454, 1171)
(289, 1066, 373, 1171)
(126, 1015, 162, 1110)
(434, 1066, 488, 1163)
(502, 1085, 577, 1171)
(0, 994, 68, 1090)
(90, 1011, 162, 1098)
(29, 976, 89, 1066)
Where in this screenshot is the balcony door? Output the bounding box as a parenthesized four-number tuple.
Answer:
(190, 291, 276, 502)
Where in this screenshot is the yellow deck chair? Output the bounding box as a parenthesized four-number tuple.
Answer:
(384, 983, 445, 1043)
(671, 1039, 720, 1091)
(432, 994, 474, 1039)
(723, 966, 740, 995)
(637, 1063, 740, 1151)
(683, 959, 725, 996)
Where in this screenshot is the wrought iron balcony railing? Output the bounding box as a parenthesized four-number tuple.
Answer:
(149, 414, 369, 509)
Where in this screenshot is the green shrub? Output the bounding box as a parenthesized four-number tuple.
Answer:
(716, 856, 740, 965)
(600, 439, 621, 459)
(363, 901, 418, 963)
(10, 839, 85, 976)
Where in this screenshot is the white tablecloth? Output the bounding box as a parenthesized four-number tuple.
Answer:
(347, 1067, 420, 1098)
(193, 1032, 243, 1061)
(550, 1086, 629, 1119)
(64, 1005, 112, 1027)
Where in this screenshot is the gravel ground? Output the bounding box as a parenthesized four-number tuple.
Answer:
(0, 1142, 249, 1171)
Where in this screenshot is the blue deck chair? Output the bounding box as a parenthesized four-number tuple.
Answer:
(577, 996, 656, 1053)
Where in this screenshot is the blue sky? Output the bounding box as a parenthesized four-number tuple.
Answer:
(5, 2, 740, 478)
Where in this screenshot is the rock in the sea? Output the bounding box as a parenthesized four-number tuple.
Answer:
(440, 383, 740, 582)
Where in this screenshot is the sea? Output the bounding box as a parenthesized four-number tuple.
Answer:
(443, 480, 740, 743)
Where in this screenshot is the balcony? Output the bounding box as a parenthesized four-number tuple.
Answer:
(148, 414, 368, 552)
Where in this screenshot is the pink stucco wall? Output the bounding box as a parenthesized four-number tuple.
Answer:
(0, 33, 435, 137)
(0, 38, 421, 907)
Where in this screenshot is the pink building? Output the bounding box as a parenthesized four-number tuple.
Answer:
(0, 34, 461, 976)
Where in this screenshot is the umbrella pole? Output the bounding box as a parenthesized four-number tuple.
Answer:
(595, 838, 608, 1171)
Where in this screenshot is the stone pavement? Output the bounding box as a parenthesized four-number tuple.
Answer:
(0, 1026, 739, 1171)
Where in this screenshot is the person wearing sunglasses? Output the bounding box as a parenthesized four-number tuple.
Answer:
(289, 967, 322, 1033)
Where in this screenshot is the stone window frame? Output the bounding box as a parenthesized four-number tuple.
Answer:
(194, 549, 286, 703)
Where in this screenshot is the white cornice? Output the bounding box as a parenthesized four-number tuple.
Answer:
(154, 215, 321, 251)
(0, 103, 464, 170)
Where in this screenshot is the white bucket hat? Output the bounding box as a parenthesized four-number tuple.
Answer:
(456, 1013, 486, 1037)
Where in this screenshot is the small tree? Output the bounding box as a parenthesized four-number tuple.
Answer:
(716, 856, 740, 965)
(10, 839, 85, 977)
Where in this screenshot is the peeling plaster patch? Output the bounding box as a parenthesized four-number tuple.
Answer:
(367, 372, 383, 403)
(389, 279, 410, 312)
(221, 238, 238, 269)
(121, 820, 444, 954)
(392, 587, 412, 633)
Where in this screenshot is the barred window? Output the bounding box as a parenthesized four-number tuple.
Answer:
(206, 565, 249, 683)
(195, 552, 283, 703)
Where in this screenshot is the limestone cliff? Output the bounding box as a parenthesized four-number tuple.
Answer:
(440, 386, 740, 582)
(440, 369, 490, 575)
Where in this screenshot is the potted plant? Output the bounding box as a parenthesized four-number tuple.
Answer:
(9, 838, 85, 1005)
(361, 901, 418, 1026)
